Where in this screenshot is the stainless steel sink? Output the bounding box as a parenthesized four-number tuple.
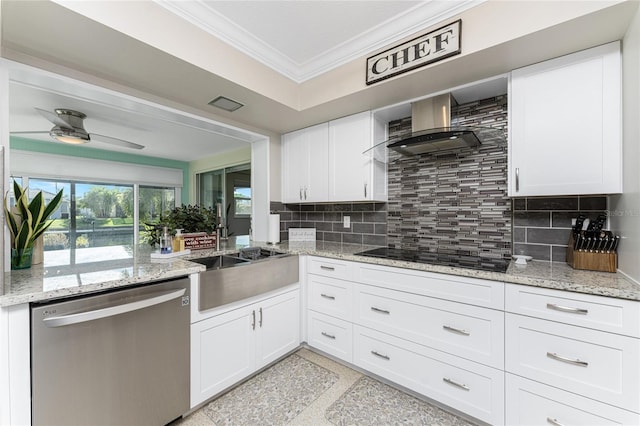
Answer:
(190, 254, 250, 270)
(193, 249, 299, 311)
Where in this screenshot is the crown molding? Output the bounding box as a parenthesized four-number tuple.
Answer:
(154, 0, 483, 83)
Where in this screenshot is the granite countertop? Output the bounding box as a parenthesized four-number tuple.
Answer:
(1, 244, 205, 307)
(2, 238, 639, 307)
(269, 240, 640, 301)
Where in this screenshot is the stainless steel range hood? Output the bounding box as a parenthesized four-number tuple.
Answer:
(387, 93, 481, 155)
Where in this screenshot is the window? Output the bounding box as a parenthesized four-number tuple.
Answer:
(12, 177, 177, 264)
(234, 186, 251, 216)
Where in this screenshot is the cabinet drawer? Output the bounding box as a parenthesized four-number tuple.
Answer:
(307, 311, 353, 363)
(357, 263, 504, 309)
(506, 374, 640, 425)
(308, 274, 352, 321)
(506, 284, 640, 337)
(308, 256, 354, 280)
(353, 325, 504, 425)
(354, 283, 504, 369)
(506, 313, 640, 412)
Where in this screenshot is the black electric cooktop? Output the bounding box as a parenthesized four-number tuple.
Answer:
(355, 247, 509, 274)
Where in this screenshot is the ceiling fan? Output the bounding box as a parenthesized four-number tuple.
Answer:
(11, 108, 145, 150)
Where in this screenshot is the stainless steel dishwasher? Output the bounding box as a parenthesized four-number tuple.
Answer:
(31, 277, 191, 426)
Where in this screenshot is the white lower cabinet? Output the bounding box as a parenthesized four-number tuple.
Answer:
(307, 310, 353, 362)
(353, 325, 504, 425)
(191, 289, 300, 407)
(506, 374, 640, 426)
(505, 312, 640, 413)
(305, 256, 504, 425)
(353, 283, 504, 369)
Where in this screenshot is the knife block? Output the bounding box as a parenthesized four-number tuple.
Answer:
(566, 234, 617, 273)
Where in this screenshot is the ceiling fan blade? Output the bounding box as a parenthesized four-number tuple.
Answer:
(89, 133, 145, 150)
(10, 131, 50, 135)
(35, 107, 73, 129)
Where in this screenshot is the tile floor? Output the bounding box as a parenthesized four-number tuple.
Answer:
(177, 348, 477, 426)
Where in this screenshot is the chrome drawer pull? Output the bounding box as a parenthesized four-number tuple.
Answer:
(321, 332, 336, 339)
(547, 352, 589, 367)
(371, 307, 390, 315)
(546, 303, 588, 315)
(320, 293, 336, 300)
(442, 377, 470, 391)
(546, 417, 565, 426)
(320, 265, 335, 271)
(371, 350, 390, 360)
(443, 325, 470, 336)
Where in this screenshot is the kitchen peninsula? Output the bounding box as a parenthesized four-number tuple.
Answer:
(3, 239, 639, 307)
(2, 237, 640, 425)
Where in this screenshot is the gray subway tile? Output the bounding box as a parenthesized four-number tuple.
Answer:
(513, 243, 551, 261)
(343, 233, 363, 244)
(513, 211, 550, 227)
(526, 197, 579, 211)
(527, 228, 572, 245)
(363, 234, 387, 246)
(579, 196, 607, 211)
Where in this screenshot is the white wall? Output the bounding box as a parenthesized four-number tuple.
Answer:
(611, 6, 640, 283)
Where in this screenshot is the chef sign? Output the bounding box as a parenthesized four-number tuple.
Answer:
(366, 20, 461, 85)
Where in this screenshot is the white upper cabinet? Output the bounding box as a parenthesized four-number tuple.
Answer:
(509, 41, 622, 196)
(282, 122, 329, 203)
(282, 111, 387, 203)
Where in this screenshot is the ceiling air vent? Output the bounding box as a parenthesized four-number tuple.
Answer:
(208, 96, 244, 112)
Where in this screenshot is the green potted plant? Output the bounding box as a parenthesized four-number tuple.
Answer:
(4, 181, 64, 269)
(143, 204, 218, 247)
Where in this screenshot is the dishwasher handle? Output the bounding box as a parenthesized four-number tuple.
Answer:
(43, 288, 186, 328)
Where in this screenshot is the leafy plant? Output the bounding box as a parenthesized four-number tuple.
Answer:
(143, 204, 218, 246)
(4, 181, 64, 251)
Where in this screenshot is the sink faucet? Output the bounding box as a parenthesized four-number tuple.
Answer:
(216, 202, 223, 251)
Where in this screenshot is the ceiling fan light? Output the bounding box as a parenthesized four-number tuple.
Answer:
(53, 135, 88, 145)
(49, 127, 89, 145)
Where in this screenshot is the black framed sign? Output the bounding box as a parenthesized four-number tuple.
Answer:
(366, 19, 462, 85)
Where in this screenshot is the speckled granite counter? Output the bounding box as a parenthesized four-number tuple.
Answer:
(1, 245, 205, 307)
(3, 238, 639, 307)
(267, 240, 640, 301)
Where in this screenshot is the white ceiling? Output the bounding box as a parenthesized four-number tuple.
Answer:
(4, 0, 481, 161)
(1, 1, 636, 162)
(156, 0, 480, 82)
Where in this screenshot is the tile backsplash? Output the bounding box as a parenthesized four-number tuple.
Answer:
(386, 95, 511, 261)
(270, 201, 387, 245)
(274, 94, 608, 264)
(512, 195, 608, 262)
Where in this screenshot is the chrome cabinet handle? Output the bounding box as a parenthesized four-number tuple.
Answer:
(371, 350, 390, 360)
(251, 310, 256, 330)
(304, 187, 308, 200)
(371, 307, 390, 315)
(547, 417, 565, 426)
(320, 293, 336, 300)
(515, 167, 520, 192)
(364, 183, 367, 198)
(259, 307, 263, 327)
(442, 377, 470, 391)
(299, 188, 303, 200)
(547, 352, 588, 367)
(546, 303, 588, 315)
(321, 332, 336, 339)
(442, 325, 470, 336)
(320, 265, 335, 271)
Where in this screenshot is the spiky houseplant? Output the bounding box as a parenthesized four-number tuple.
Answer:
(4, 181, 63, 269)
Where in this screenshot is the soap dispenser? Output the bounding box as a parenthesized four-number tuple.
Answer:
(160, 226, 173, 254)
(173, 229, 184, 252)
